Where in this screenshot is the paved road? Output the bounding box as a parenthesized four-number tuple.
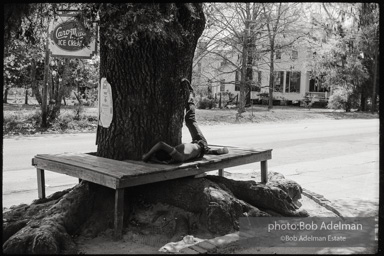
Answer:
(3, 118, 379, 209)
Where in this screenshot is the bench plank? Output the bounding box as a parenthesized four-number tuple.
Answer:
(35, 153, 162, 178)
(33, 157, 119, 189)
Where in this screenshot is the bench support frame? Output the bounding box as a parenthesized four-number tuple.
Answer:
(32, 147, 271, 240)
(218, 161, 268, 184)
(37, 168, 46, 199)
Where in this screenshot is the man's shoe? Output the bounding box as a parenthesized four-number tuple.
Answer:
(215, 147, 229, 155)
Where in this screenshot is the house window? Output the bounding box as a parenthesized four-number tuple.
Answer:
(257, 71, 262, 87)
(250, 70, 261, 92)
(292, 50, 298, 60)
(275, 50, 281, 60)
(220, 79, 225, 92)
(273, 71, 284, 92)
(235, 70, 240, 91)
(285, 71, 301, 93)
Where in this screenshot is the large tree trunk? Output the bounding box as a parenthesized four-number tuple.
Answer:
(3, 172, 308, 254)
(96, 3, 205, 160)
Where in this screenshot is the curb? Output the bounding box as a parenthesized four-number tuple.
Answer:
(302, 188, 352, 219)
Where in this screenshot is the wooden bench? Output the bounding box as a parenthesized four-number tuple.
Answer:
(31, 145, 272, 240)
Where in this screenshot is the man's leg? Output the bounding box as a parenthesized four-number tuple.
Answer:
(142, 141, 184, 163)
(182, 78, 227, 155)
(185, 102, 208, 145)
(185, 100, 228, 155)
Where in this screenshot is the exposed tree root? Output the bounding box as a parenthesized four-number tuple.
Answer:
(3, 172, 308, 254)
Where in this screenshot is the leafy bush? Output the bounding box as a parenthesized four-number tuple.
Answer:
(327, 88, 349, 110)
(52, 112, 73, 131)
(197, 97, 216, 109)
(327, 87, 359, 111)
(3, 109, 42, 135)
(26, 110, 42, 125)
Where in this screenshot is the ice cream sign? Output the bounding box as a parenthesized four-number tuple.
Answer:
(48, 14, 97, 59)
(53, 20, 88, 50)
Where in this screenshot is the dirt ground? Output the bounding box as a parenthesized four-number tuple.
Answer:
(74, 171, 379, 255)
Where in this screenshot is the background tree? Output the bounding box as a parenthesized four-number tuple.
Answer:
(357, 3, 379, 112)
(193, 3, 313, 114)
(306, 3, 379, 112)
(4, 3, 102, 125)
(261, 2, 310, 110)
(193, 3, 267, 117)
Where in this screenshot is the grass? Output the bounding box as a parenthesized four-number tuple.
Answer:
(3, 104, 99, 136)
(3, 103, 378, 137)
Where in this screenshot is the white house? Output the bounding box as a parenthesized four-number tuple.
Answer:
(193, 33, 331, 106)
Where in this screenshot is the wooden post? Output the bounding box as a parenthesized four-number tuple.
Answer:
(41, 27, 50, 128)
(261, 161, 268, 183)
(114, 188, 125, 240)
(36, 168, 46, 199)
(218, 169, 224, 177)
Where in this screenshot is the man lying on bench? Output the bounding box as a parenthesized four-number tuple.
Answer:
(142, 78, 228, 164)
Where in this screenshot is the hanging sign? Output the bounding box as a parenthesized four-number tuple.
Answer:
(48, 14, 97, 59)
(98, 78, 113, 128)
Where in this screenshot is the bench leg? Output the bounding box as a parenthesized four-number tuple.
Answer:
(114, 188, 125, 240)
(36, 168, 46, 199)
(261, 161, 268, 184)
(218, 169, 224, 177)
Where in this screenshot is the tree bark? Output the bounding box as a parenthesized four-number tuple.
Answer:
(3, 86, 9, 103)
(3, 183, 93, 254)
(24, 86, 28, 105)
(48, 59, 69, 123)
(237, 3, 250, 118)
(30, 59, 42, 105)
(268, 46, 275, 110)
(96, 3, 206, 160)
(371, 42, 378, 113)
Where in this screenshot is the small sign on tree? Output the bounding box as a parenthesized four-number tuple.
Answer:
(48, 14, 97, 59)
(98, 78, 113, 128)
